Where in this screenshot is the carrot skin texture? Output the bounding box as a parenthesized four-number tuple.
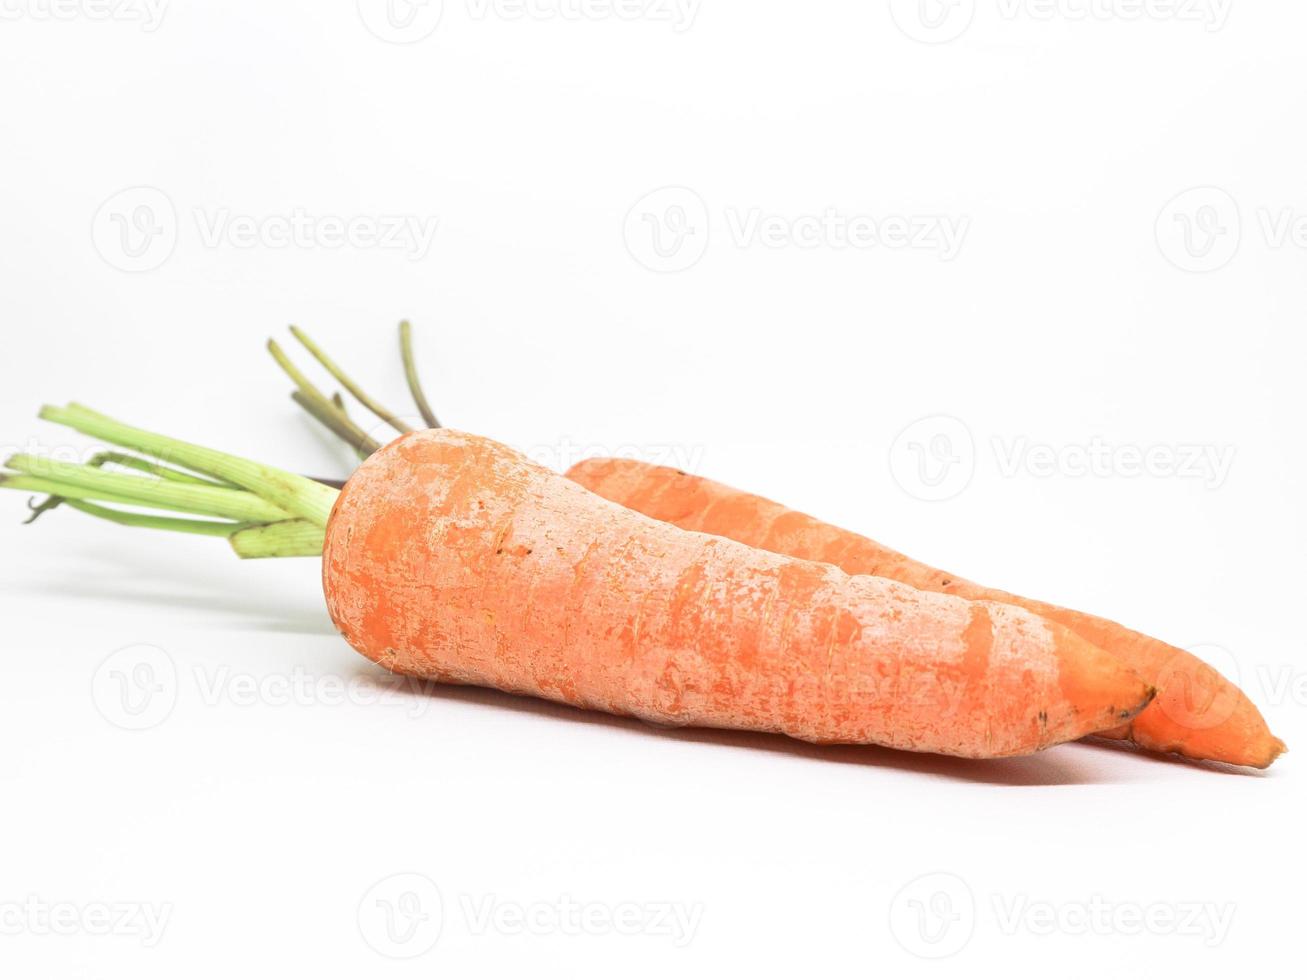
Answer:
(565, 458, 1284, 769)
(323, 431, 1152, 759)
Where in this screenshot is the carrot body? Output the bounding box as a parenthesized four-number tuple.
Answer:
(322, 430, 1153, 758)
(565, 458, 1284, 768)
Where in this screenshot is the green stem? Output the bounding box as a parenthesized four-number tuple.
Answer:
(23, 450, 235, 524)
(86, 451, 237, 487)
(267, 338, 333, 403)
(4, 474, 216, 513)
(331, 391, 368, 461)
(270, 335, 382, 457)
(229, 519, 327, 558)
(400, 320, 441, 428)
(5, 456, 296, 524)
(60, 499, 250, 537)
(292, 390, 382, 457)
(289, 325, 413, 434)
(37, 404, 339, 526)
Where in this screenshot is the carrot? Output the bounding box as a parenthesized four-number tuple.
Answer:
(3, 404, 1153, 759)
(566, 458, 1286, 769)
(326, 428, 1155, 756)
(266, 325, 1277, 768)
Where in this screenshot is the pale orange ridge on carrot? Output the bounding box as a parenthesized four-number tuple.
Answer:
(324, 430, 1153, 759)
(565, 458, 1285, 769)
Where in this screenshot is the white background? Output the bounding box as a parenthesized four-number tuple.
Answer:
(1, 1, 1304, 976)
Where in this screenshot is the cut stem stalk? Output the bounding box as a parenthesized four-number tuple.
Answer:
(400, 320, 440, 428)
(60, 499, 251, 537)
(5, 457, 295, 524)
(4, 474, 219, 514)
(23, 450, 235, 524)
(292, 390, 382, 457)
(84, 451, 237, 488)
(289, 325, 412, 434)
(229, 519, 327, 558)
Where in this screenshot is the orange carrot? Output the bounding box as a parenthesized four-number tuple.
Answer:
(268, 325, 1281, 766)
(566, 458, 1285, 768)
(324, 429, 1153, 757)
(269, 325, 1265, 764)
(5, 406, 1154, 759)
